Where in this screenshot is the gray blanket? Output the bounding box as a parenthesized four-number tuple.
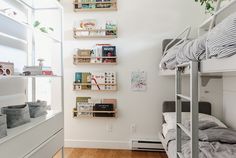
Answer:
(207, 12, 236, 59)
(176, 35, 206, 64)
(159, 42, 183, 70)
(159, 35, 206, 70)
(164, 121, 236, 158)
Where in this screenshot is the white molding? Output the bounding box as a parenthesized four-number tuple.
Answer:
(65, 139, 131, 150)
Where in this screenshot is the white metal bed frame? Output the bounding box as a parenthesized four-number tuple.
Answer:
(161, 0, 236, 158)
(175, 61, 198, 158)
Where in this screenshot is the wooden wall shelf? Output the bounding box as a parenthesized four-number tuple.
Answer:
(73, 0, 117, 12)
(74, 28, 117, 32)
(74, 56, 117, 59)
(74, 109, 117, 114)
(73, 83, 117, 91)
(73, 55, 117, 65)
(73, 28, 117, 39)
(73, 97, 117, 118)
(74, 62, 117, 65)
(74, 35, 117, 39)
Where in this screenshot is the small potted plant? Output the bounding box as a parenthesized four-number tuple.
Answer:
(195, 0, 218, 14)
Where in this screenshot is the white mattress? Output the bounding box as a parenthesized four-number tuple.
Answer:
(159, 131, 176, 158)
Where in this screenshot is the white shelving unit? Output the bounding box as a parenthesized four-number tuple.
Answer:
(0, 0, 64, 158)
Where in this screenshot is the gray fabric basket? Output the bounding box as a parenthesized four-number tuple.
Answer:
(0, 114, 7, 139)
(26, 101, 48, 118)
(1, 104, 30, 128)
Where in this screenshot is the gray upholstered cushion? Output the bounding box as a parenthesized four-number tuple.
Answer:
(162, 101, 211, 123)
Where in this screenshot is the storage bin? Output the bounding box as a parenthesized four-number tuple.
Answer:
(0, 114, 7, 139)
(26, 100, 48, 118)
(1, 104, 30, 128)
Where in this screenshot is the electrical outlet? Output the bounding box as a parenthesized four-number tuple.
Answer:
(131, 124, 136, 134)
(107, 124, 112, 133)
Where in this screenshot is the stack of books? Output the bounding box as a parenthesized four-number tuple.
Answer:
(76, 97, 93, 117)
(23, 66, 53, 76)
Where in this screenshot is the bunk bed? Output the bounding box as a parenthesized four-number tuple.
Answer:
(159, 0, 236, 158)
(159, 0, 236, 76)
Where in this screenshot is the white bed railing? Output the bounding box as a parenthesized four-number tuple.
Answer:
(163, 26, 191, 56)
(164, 0, 236, 60)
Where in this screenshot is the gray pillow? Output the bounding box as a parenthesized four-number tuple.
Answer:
(206, 12, 236, 58)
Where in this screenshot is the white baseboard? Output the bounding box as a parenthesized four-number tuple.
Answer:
(65, 139, 131, 150)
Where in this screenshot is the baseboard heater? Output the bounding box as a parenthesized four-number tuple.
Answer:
(131, 140, 164, 151)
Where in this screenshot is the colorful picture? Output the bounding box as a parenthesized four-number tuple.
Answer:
(131, 71, 147, 91)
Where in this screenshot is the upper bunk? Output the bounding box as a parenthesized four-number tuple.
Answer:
(159, 0, 236, 77)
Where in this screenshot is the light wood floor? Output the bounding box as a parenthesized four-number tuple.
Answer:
(54, 148, 168, 158)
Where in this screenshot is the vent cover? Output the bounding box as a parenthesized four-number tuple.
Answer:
(131, 140, 164, 151)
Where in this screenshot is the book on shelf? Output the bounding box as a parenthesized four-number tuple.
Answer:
(77, 49, 91, 56)
(75, 72, 82, 83)
(75, 72, 91, 90)
(91, 71, 116, 90)
(91, 72, 106, 90)
(74, 72, 116, 91)
(102, 46, 116, 63)
(88, 98, 102, 104)
(90, 44, 116, 63)
(93, 103, 115, 117)
(76, 97, 93, 116)
(104, 71, 116, 90)
(76, 97, 91, 102)
(77, 102, 93, 116)
(105, 21, 117, 35)
(91, 46, 103, 63)
(102, 99, 117, 106)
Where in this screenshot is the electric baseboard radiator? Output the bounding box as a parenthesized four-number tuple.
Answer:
(131, 140, 164, 151)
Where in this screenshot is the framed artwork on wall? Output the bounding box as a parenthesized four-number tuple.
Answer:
(131, 70, 147, 91)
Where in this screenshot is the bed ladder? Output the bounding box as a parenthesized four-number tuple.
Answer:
(175, 61, 199, 158)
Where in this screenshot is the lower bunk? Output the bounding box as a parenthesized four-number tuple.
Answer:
(160, 101, 236, 158)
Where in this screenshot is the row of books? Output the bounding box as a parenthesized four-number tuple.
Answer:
(74, 97, 116, 117)
(75, 45, 116, 64)
(23, 66, 53, 76)
(75, 0, 115, 9)
(74, 19, 117, 36)
(74, 72, 116, 90)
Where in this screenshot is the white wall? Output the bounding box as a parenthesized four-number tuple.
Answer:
(223, 76, 236, 129)
(62, 0, 222, 149)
